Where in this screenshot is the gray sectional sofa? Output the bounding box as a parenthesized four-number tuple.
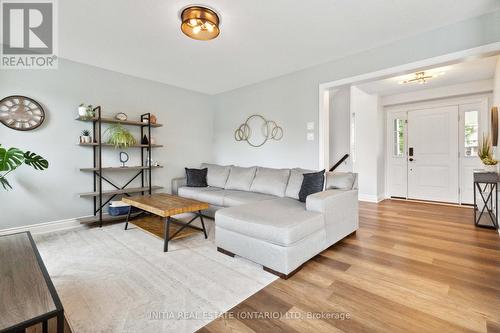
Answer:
(172, 163, 359, 278)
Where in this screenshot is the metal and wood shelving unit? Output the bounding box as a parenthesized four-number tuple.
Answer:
(76, 106, 163, 226)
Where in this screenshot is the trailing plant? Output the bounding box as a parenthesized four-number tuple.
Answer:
(0, 145, 49, 190)
(104, 124, 137, 148)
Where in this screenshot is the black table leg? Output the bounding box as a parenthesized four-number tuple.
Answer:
(163, 217, 170, 252)
(199, 210, 208, 239)
(57, 310, 64, 333)
(124, 206, 132, 230)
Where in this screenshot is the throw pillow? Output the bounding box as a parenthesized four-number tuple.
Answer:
(298, 170, 325, 202)
(185, 168, 208, 187)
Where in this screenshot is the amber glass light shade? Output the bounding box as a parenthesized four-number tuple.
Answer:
(181, 6, 220, 41)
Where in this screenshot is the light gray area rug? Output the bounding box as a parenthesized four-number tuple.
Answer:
(34, 218, 277, 333)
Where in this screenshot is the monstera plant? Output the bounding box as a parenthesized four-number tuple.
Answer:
(0, 145, 49, 190)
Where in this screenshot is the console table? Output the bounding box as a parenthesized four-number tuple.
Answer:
(473, 171, 499, 229)
(0, 232, 65, 333)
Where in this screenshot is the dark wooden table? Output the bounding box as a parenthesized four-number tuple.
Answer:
(122, 193, 210, 252)
(0, 232, 64, 333)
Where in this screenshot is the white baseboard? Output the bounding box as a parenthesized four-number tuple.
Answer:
(0, 215, 91, 236)
(358, 194, 384, 203)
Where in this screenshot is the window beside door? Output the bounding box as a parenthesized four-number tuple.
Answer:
(393, 119, 405, 157)
(464, 110, 479, 157)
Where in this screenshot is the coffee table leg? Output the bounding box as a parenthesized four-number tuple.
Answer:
(164, 217, 170, 252)
(124, 206, 132, 230)
(199, 211, 208, 239)
(57, 310, 64, 333)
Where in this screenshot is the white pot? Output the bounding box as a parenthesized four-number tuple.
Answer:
(78, 106, 87, 117)
(80, 136, 92, 143)
(484, 164, 497, 172)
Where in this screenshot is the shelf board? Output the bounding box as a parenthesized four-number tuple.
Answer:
(76, 116, 163, 127)
(80, 166, 163, 172)
(78, 142, 163, 148)
(77, 212, 143, 225)
(79, 185, 163, 197)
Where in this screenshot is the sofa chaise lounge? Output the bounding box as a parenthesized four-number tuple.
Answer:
(172, 164, 358, 278)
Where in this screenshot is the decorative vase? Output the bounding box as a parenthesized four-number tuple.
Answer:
(141, 134, 149, 145)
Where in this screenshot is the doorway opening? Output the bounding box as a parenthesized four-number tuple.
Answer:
(319, 44, 500, 204)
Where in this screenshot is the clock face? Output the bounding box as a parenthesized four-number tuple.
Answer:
(0, 95, 45, 131)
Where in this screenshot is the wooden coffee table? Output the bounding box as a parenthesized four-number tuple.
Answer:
(122, 193, 209, 252)
(0, 232, 65, 333)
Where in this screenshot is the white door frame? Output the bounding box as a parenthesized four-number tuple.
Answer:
(318, 42, 500, 170)
(385, 95, 490, 203)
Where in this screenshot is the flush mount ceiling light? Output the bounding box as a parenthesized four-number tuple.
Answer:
(398, 71, 445, 85)
(181, 6, 220, 41)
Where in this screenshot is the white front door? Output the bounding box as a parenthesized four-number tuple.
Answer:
(407, 106, 459, 203)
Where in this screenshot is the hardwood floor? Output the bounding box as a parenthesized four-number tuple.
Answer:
(198, 200, 500, 333)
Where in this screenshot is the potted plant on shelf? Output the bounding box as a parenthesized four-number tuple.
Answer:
(80, 129, 92, 143)
(78, 103, 94, 119)
(478, 134, 498, 172)
(0, 145, 49, 190)
(105, 124, 137, 148)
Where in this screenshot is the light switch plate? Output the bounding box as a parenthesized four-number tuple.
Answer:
(307, 132, 314, 141)
(307, 122, 315, 130)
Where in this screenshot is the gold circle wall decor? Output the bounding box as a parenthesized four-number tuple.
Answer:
(234, 115, 283, 147)
(0, 95, 45, 131)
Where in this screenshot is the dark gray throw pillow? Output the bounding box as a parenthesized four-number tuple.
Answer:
(298, 170, 325, 202)
(185, 168, 208, 187)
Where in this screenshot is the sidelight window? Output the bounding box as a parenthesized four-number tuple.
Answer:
(464, 110, 479, 157)
(393, 119, 405, 157)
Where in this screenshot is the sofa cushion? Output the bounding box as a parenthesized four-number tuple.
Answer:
(223, 190, 276, 207)
(250, 167, 290, 197)
(215, 198, 324, 246)
(325, 172, 356, 190)
(200, 163, 231, 188)
(224, 166, 257, 191)
(185, 168, 208, 187)
(285, 168, 315, 199)
(178, 186, 225, 206)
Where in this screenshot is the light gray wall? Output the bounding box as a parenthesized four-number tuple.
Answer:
(329, 86, 352, 171)
(0, 59, 213, 229)
(212, 10, 500, 170)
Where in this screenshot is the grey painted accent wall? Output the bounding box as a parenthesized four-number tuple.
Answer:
(0, 59, 213, 229)
(212, 11, 500, 170)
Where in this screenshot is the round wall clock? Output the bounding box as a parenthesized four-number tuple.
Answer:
(0, 95, 45, 131)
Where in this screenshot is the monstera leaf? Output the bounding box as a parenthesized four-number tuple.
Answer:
(0, 145, 49, 190)
(0, 145, 24, 172)
(23, 151, 49, 170)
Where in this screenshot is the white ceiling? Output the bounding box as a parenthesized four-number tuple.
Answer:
(356, 55, 499, 96)
(59, 0, 500, 95)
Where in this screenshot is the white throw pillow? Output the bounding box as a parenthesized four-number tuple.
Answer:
(250, 167, 291, 197)
(200, 163, 231, 188)
(285, 168, 315, 199)
(325, 172, 356, 190)
(224, 166, 257, 191)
